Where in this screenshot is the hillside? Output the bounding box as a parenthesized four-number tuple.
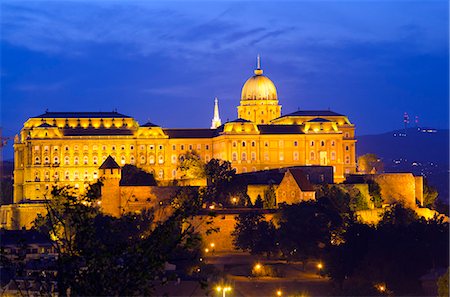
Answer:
(357, 127, 449, 202)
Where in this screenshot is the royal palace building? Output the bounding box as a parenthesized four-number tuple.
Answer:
(12, 59, 356, 203)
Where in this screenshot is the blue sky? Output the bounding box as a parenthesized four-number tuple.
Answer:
(1, 1, 448, 159)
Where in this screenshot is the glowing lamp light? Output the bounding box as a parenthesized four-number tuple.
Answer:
(210, 243, 215, 248)
(254, 263, 262, 271)
(317, 263, 323, 270)
(204, 248, 209, 253)
(276, 290, 282, 296)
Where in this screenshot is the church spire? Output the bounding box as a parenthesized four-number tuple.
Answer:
(211, 97, 222, 129)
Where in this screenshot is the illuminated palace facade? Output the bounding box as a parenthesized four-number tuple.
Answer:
(13, 60, 356, 202)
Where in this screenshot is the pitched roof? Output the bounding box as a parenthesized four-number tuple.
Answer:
(63, 128, 134, 136)
(99, 155, 121, 169)
(282, 110, 344, 117)
(34, 111, 131, 118)
(141, 121, 160, 127)
(227, 118, 252, 123)
(37, 123, 55, 128)
(307, 117, 332, 123)
(288, 169, 315, 191)
(258, 125, 304, 134)
(163, 129, 217, 138)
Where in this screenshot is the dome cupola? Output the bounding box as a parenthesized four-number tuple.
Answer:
(241, 55, 278, 101)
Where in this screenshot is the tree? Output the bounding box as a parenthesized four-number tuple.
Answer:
(438, 268, 449, 297)
(367, 180, 383, 208)
(33, 183, 204, 296)
(263, 185, 277, 209)
(120, 164, 157, 186)
(357, 153, 384, 174)
(232, 212, 278, 257)
(422, 179, 438, 209)
(177, 150, 206, 179)
(203, 159, 236, 205)
(254, 195, 263, 208)
(277, 202, 331, 269)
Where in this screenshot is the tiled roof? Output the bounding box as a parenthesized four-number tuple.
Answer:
(258, 125, 304, 134)
(141, 121, 160, 127)
(281, 110, 344, 117)
(288, 169, 315, 191)
(63, 128, 134, 136)
(307, 117, 332, 123)
(99, 155, 121, 169)
(34, 111, 132, 118)
(163, 129, 217, 138)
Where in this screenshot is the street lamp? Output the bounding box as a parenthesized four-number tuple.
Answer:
(276, 290, 282, 296)
(216, 286, 231, 297)
(210, 243, 215, 248)
(254, 263, 262, 271)
(317, 262, 323, 270)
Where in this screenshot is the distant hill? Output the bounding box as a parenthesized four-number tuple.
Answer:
(357, 127, 449, 165)
(357, 127, 449, 202)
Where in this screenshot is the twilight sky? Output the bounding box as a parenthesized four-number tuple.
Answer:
(1, 1, 448, 159)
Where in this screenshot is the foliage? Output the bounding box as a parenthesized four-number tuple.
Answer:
(357, 153, 384, 174)
(437, 268, 449, 297)
(379, 203, 418, 227)
(422, 178, 438, 209)
(202, 159, 238, 206)
(254, 195, 263, 208)
(263, 185, 277, 209)
(232, 212, 278, 257)
(33, 183, 203, 296)
(367, 180, 383, 208)
(325, 205, 449, 296)
(277, 202, 332, 267)
(177, 150, 206, 179)
(120, 164, 157, 186)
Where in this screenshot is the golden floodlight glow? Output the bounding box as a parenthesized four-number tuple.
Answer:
(204, 248, 209, 253)
(210, 243, 215, 248)
(254, 263, 262, 270)
(276, 290, 282, 296)
(317, 262, 323, 269)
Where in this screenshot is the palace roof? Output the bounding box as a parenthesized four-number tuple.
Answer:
(99, 156, 121, 170)
(34, 111, 132, 118)
(282, 110, 344, 117)
(163, 128, 217, 138)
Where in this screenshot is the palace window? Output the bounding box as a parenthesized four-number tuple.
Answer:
(64, 146, 69, 151)
(84, 171, 88, 180)
(279, 152, 284, 161)
(293, 152, 299, 161)
(44, 157, 50, 165)
(158, 169, 164, 179)
(34, 171, 40, 181)
(241, 152, 247, 161)
(197, 144, 201, 150)
(102, 145, 107, 151)
(53, 156, 59, 164)
(140, 145, 145, 150)
(93, 145, 98, 151)
(121, 156, 126, 165)
(44, 146, 49, 152)
(331, 151, 336, 161)
(189, 145, 193, 150)
(345, 132, 350, 138)
(102, 155, 107, 162)
(140, 156, 146, 164)
(35, 157, 40, 164)
(171, 155, 177, 164)
(54, 171, 59, 181)
(64, 156, 70, 165)
(35, 145, 40, 151)
(232, 152, 237, 161)
(130, 156, 135, 165)
(74, 171, 79, 180)
(310, 141, 314, 147)
(149, 155, 155, 164)
(205, 145, 209, 150)
(83, 145, 88, 151)
(93, 156, 98, 165)
(242, 167, 247, 173)
(251, 152, 256, 161)
(93, 171, 98, 179)
(121, 145, 125, 151)
(321, 141, 325, 147)
(172, 145, 176, 150)
(44, 171, 50, 181)
(159, 145, 163, 150)
(54, 146, 59, 151)
(205, 155, 210, 162)
(181, 145, 184, 150)
(310, 151, 315, 160)
(172, 169, 176, 178)
(233, 141, 237, 148)
(158, 155, 164, 164)
(345, 155, 350, 164)
(345, 145, 349, 151)
(65, 171, 70, 180)
(279, 140, 284, 148)
(264, 152, 269, 161)
(331, 141, 335, 147)
(264, 141, 269, 147)
(294, 141, 298, 147)
(251, 141, 256, 147)
(111, 145, 116, 151)
(130, 145, 134, 150)
(252, 167, 257, 172)
(83, 156, 88, 165)
(242, 141, 246, 147)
